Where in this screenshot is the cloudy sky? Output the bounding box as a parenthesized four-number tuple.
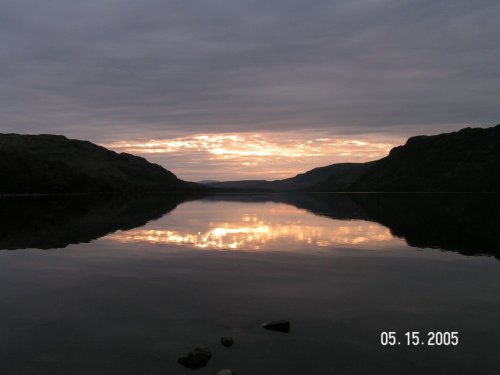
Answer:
(1, 0, 499, 180)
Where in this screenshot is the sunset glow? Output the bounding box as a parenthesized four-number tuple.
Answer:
(103, 133, 401, 180)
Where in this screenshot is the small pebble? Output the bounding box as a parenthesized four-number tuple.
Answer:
(221, 336, 234, 347)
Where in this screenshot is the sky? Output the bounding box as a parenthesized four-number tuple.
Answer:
(1, 0, 499, 180)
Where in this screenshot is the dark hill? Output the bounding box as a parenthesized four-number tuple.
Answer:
(350, 125, 500, 192)
(0, 134, 200, 194)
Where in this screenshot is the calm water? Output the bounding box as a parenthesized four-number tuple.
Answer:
(0, 194, 499, 374)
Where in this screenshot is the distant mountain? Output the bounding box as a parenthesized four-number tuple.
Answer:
(0, 134, 201, 194)
(203, 180, 269, 190)
(206, 124, 500, 192)
(202, 165, 373, 192)
(197, 180, 221, 185)
(265, 162, 374, 191)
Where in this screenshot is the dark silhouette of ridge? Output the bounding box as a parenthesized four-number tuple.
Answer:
(0, 134, 202, 194)
(350, 125, 500, 191)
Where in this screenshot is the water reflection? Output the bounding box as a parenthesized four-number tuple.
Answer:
(1, 194, 499, 375)
(107, 202, 398, 250)
(0, 194, 194, 250)
(1, 193, 499, 259)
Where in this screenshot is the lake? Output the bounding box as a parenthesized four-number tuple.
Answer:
(0, 193, 499, 374)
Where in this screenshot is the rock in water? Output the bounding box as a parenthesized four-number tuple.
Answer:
(221, 337, 234, 347)
(177, 347, 212, 369)
(214, 370, 236, 375)
(262, 320, 290, 333)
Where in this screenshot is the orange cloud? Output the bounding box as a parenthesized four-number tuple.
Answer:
(103, 132, 402, 180)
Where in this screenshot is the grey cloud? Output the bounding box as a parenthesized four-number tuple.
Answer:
(0, 0, 499, 143)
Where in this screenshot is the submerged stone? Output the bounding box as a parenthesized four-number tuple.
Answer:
(221, 337, 234, 347)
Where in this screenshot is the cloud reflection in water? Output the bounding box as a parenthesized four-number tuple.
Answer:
(105, 201, 404, 251)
